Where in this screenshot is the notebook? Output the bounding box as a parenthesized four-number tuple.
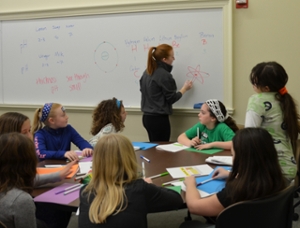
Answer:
(205, 156, 233, 166)
(166, 164, 213, 178)
(156, 142, 189, 153)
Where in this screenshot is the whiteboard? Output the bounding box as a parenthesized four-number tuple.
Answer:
(2, 9, 224, 108)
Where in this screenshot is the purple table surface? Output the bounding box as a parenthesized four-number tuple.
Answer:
(34, 183, 82, 205)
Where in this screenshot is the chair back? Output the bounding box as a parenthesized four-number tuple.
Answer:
(0, 221, 7, 228)
(215, 186, 295, 228)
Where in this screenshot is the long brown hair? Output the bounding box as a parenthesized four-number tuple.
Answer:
(207, 100, 239, 133)
(250, 62, 300, 156)
(90, 97, 125, 135)
(0, 112, 29, 134)
(0, 133, 37, 194)
(226, 128, 286, 203)
(146, 44, 173, 75)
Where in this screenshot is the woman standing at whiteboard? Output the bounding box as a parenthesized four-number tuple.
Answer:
(140, 44, 193, 142)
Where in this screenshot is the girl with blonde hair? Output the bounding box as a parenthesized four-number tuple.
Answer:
(33, 103, 93, 161)
(79, 134, 183, 228)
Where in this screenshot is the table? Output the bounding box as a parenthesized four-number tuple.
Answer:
(137, 145, 230, 186)
(33, 144, 231, 212)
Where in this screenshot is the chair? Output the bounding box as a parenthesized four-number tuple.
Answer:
(179, 186, 295, 228)
(293, 139, 300, 221)
(0, 221, 7, 228)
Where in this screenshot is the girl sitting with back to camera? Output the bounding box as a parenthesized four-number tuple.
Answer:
(184, 128, 287, 218)
(89, 97, 126, 147)
(178, 99, 238, 150)
(79, 134, 183, 228)
(0, 133, 47, 228)
(0, 112, 78, 228)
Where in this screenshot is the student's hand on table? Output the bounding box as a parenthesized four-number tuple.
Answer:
(212, 168, 230, 180)
(82, 148, 93, 157)
(190, 137, 200, 147)
(144, 178, 152, 184)
(184, 176, 196, 187)
(64, 151, 79, 161)
(195, 143, 212, 150)
(59, 160, 78, 180)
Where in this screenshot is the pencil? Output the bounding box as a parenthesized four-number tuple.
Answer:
(44, 164, 63, 168)
(196, 178, 213, 186)
(55, 183, 82, 194)
(142, 161, 145, 178)
(74, 172, 90, 181)
(140, 155, 150, 163)
(64, 184, 84, 195)
(148, 172, 169, 179)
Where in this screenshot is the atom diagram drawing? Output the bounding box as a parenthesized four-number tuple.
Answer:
(186, 64, 210, 84)
(94, 41, 118, 73)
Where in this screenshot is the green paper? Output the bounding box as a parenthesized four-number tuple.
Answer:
(166, 185, 181, 194)
(185, 147, 223, 154)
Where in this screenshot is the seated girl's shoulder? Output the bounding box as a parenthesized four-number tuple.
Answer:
(216, 122, 228, 128)
(102, 123, 116, 134)
(216, 122, 234, 132)
(1, 188, 32, 203)
(125, 179, 148, 192)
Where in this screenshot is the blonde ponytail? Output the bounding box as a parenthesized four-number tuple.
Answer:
(32, 107, 44, 134)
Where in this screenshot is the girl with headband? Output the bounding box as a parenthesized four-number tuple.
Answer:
(33, 103, 93, 161)
(89, 97, 127, 147)
(140, 44, 193, 142)
(245, 61, 300, 181)
(178, 99, 238, 150)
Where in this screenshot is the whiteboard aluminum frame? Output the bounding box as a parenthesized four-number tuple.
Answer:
(0, 0, 233, 113)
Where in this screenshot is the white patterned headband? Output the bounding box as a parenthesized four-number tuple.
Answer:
(205, 99, 228, 122)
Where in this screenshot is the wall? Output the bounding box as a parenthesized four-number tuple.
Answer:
(0, 106, 197, 143)
(1, 0, 300, 143)
(232, 0, 300, 124)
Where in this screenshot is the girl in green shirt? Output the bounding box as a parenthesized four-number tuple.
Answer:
(178, 99, 238, 150)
